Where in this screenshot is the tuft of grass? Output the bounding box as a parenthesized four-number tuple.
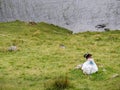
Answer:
(53, 75, 69, 90)
(45, 75, 70, 90)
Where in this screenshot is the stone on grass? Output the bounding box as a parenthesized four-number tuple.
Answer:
(59, 44, 65, 49)
(8, 46, 17, 51)
(75, 64, 82, 69)
(111, 74, 119, 79)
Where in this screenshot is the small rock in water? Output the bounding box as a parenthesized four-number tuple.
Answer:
(95, 24, 106, 29)
(8, 46, 17, 51)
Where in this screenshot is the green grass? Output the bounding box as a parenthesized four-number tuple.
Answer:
(0, 21, 120, 90)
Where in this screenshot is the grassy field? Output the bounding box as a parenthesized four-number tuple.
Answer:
(0, 21, 120, 90)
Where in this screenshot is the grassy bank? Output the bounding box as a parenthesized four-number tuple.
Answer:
(0, 21, 120, 90)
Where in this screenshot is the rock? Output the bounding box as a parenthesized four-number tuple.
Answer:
(8, 46, 17, 51)
(75, 64, 82, 69)
(29, 22, 37, 25)
(59, 44, 65, 49)
(102, 68, 107, 72)
(104, 28, 110, 31)
(111, 74, 119, 79)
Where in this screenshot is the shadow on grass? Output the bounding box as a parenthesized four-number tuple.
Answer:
(89, 71, 106, 81)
